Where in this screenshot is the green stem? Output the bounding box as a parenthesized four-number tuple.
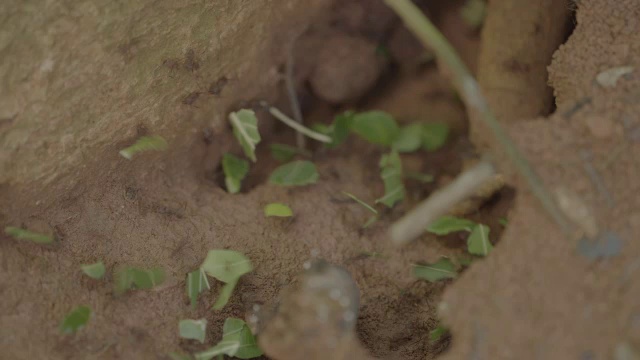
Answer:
(384, 0, 572, 234)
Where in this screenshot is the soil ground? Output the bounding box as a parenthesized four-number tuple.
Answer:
(1, 0, 639, 359)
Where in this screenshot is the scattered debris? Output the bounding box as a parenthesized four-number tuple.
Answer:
(595, 66, 634, 88)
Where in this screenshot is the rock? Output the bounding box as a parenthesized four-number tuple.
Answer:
(309, 34, 387, 104)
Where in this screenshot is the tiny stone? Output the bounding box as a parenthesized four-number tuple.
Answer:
(303, 261, 311, 270)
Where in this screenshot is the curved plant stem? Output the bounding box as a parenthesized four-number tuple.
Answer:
(384, 0, 572, 236)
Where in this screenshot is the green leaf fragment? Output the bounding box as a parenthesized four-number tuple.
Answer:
(229, 109, 261, 162)
(195, 318, 262, 360)
(119, 135, 168, 160)
(498, 217, 508, 227)
(179, 319, 208, 344)
(460, 0, 487, 29)
(264, 203, 293, 217)
(269, 143, 310, 162)
(222, 153, 249, 194)
(426, 216, 476, 235)
(81, 261, 106, 280)
(201, 250, 253, 310)
(114, 266, 166, 295)
(429, 325, 449, 343)
(392, 123, 423, 153)
(269, 160, 319, 186)
(467, 224, 493, 256)
(201, 250, 253, 284)
(187, 268, 211, 308)
(4, 226, 53, 244)
(413, 258, 457, 282)
(212, 280, 238, 310)
(130, 267, 166, 289)
(329, 111, 354, 148)
(376, 151, 405, 207)
(350, 111, 399, 146)
(60, 305, 91, 334)
(421, 123, 449, 151)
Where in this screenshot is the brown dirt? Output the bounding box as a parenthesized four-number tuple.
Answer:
(0, 1, 485, 359)
(439, 0, 640, 359)
(1, 0, 638, 359)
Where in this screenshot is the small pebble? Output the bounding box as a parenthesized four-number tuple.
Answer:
(310, 34, 387, 104)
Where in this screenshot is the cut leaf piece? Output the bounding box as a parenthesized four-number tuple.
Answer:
(4, 226, 54, 244)
(187, 268, 211, 308)
(114, 266, 166, 295)
(201, 250, 253, 311)
(195, 318, 262, 360)
(81, 261, 106, 280)
(350, 111, 400, 146)
(264, 203, 293, 217)
(269, 143, 310, 162)
(392, 123, 423, 153)
(60, 305, 91, 334)
(429, 325, 449, 343)
(222, 153, 249, 194)
(201, 250, 253, 285)
(130, 267, 167, 289)
(269, 160, 319, 186)
(179, 319, 207, 344)
(229, 109, 261, 162)
(413, 258, 457, 282)
(212, 280, 238, 310)
(421, 123, 449, 151)
(328, 111, 354, 148)
(467, 224, 493, 256)
(376, 151, 405, 208)
(426, 216, 476, 235)
(119, 135, 168, 160)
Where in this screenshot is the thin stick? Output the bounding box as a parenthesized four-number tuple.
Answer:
(580, 149, 614, 207)
(267, 105, 332, 143)
(390, 161, 496, 246)
(285, 41, 306, 149)
(384, 0, 572, 235)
